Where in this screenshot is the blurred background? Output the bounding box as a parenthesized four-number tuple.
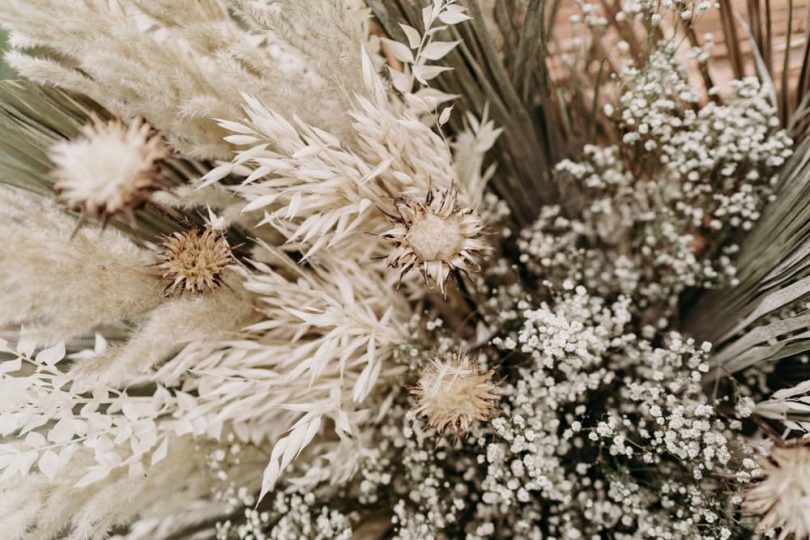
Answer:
(0, 30, 12, 79)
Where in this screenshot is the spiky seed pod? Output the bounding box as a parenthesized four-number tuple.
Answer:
(742, 440, 810, 539)
(411, 351, 498, 434)
(50, 117, 167, 225)
(382, 186, 491, 296)
(158, 226, 235, 296)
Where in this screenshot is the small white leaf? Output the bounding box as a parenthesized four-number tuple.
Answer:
(151, 437, 169, 466)
(38, 450, 60, 480)
(48, 417, 84, 444)
(35, 342, 65, 366)
(75, 465, 111, 488)
(421, 40, 460, 61)
(381, 37, 414, 64)
(281, 424, 305, 471)
(258, 459, 280, 503)
(412, 64, 452, 84)
(198, 163, 233, 189)
(16, 337, 35, 357)
(0, 357, 21, 374)
(360, 45, 376, 91)
(299, 417, 321, 459)
(439, 105, 453, 125)
(422, 4, 433, 29)
(399, 23, 421, 49)
(439, 5, 471, 24)
(93, 333, 108, 355)
(24, 432, 46, 448)
(335, 410, 352, 437)
(353, 360, 378, 403)
(389, 66, 414, 94)
(223, 134, 259, 145)
(362, 158, 392, 184)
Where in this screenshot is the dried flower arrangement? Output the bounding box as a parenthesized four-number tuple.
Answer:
(1, 0, 810, 539)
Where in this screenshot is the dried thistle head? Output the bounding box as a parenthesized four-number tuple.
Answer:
(50, 117, 167, 225)
(411, 351, 498, 435)
(382, 186, 491, 296)
(158, 226, 235, 296)
(742, 440, 810, 539)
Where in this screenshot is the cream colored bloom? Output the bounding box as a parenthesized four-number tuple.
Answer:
(51, 117, 166, 224)
(158, 226, 234, 296)
(412, 351, 498, 434)
(383, 187, 491, 296)
(742, 441, 810, 539)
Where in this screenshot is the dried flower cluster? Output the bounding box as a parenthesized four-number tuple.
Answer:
(411, 351, 497, 433)
(50, 117, 166, 224)
(158, 225, 235, 296)
(742, 441, 810, 538)
(2, 0, 810, 539)
(384, 187, 491, 294)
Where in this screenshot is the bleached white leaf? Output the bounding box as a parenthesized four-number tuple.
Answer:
(389, 66, 414, 94)
(224, 134, 260, 145)
(242, 193, 280, 213)
(772, 379, 810, 400)
(353, 360, 377, 403)
(0, 357, 21, 374)
(47, 417, 83, 444)
(280, 422, 306, 471)
(412, 64, 452, 84)
(335, 410, 352, 437)
(24, 431, 46, 448)
(360, 45, 376, 91)
(15, 451, 37, 477)
(299, 416, 321, 459)
(35, 342, 65, 366)
(206, 206, 227, 230)
(362, 158, 392, 184)
(422, 4, 433, 29)
(16, 336, 35, 357)
(381, 38, 414, 64)
(439, 105, 453, 125)
(399, 23, 421, 49)
(38, 450, 60, 480)
(92, 388, 109, 402)
(93, 333, 108, 355)
(439, 5, 471, 24)
(421, 40, 460, 61)
(413, 87, 459, 108)
(151, 437, 169, 466)
(198, 162, 233, 188)
(75, 465, 111, 488)
(258, 459, 280, 503)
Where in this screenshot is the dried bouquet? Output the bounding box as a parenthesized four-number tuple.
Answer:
(1, 0, 810, 538)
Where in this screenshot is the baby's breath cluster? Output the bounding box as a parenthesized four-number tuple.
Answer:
(481, 285, 754, 538)
(215, 490, 355, 540)
(546, 47, 792, 318)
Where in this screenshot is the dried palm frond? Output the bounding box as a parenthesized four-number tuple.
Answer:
(0, 81, 209, 240)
